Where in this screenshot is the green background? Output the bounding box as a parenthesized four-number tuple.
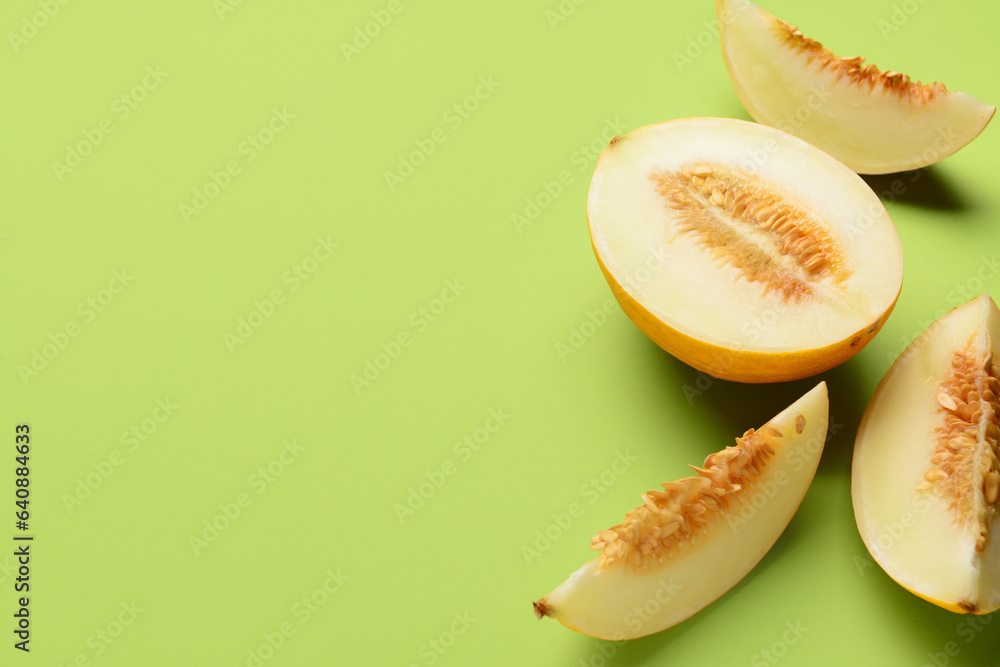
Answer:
(2, 0, 999, 664)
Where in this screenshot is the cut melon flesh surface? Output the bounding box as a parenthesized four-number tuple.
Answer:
(588, 117, 902, 382)
(534, 382, 828, 639)
(853, 295, 1000, 613)
(718, 0, 995, 174)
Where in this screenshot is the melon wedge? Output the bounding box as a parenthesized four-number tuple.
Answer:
(717, 0, 995, 174)
(533, 382, 828, 639)
(588, 117, 902, 383)
(853, 295, 1000, 614)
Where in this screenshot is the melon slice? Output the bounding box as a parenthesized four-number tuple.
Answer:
(533, 382, 828, 639)
(717, 0, 995, 174)
(588, 117, 902, 383)
(853, 295, 1000, 614)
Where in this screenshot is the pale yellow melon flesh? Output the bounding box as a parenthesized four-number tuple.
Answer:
(588, 117, 902, 383)
(534, 382, 828, 639)
(717, 0, 995, 174)
(853, 295, 1000, 614)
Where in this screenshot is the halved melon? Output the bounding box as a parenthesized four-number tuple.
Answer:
(853, 295, 1000, 614)
(534, 382, 828, 639)
(588, 117, 902, 383)
(717, 0, 995, 174)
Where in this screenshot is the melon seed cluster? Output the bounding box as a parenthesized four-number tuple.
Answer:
(928, 345, 1000, 552)
(775, 21, 947, 102)
(652, 163, 846, 301)
(590, 423, 797, 569)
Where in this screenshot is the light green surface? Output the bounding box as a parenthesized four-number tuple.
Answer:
(2, 0, 999, 665)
